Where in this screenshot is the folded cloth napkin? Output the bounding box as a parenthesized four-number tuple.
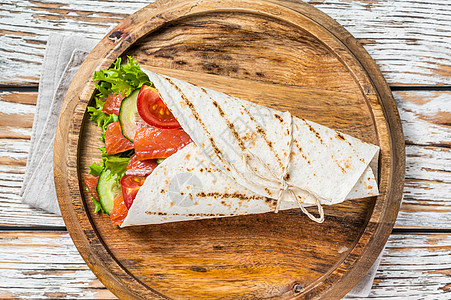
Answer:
(20, 33, 98, 214)
(20, 32, 381, 298)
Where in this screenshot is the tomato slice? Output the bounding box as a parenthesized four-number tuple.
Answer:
(134, 126, 192, 160)
(102, 93, 125, 116)
(105, 122, 134, 155)
(126, 154, 158, 176)
(84, 176, 99, 201)
(137, 85, 181, 129)
(120, 174, 146, 209)
(110, 193, 128, 226)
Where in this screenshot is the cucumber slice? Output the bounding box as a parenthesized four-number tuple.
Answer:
(96, 169, 121, 215)
(118, 89, 146, 142)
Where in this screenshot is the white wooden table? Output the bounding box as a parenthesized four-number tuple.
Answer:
(0, 0, 450, 298)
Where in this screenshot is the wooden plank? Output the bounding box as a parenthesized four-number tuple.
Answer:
(1, 231, 450, 299)
(306, 0, 451, 86)
(0, 91, 64, 227)
(0, 0, 450, 86)
(0, 0, 147, 86)
(0, 89, 449, 228)
(394, 90, 451, 147)
(0, 163, 65, 227)
(346, 233, 451, 299)
(0, 231, 115, 299)
(393, 91, 451, 229)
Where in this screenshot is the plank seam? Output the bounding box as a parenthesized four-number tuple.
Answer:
(0, 86, 39, 92)
(391, 86, 451, 91)
(392, 228, 451, 234)
(1, 226, 450, 234)
(1, 86, 451, 92)
(0, 226, 67, 231)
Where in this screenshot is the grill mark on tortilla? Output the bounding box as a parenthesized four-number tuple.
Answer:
(336, 132, 352, 146)
(303, 119, 324, 145)
(241, 105, 283, 169)
(344, 160, 351, 170)
(274, 114, 284, 123)
(210, 98, 246, 150)
(197, 192, 277, 210)
(296, 134, 347, 174)
(336, 163, 346, 173)
(196, 192, 268, 201)
(295, 137, 346, 173)
(164, 78, 226, 165)
(293, 139, 309, 163)
(146, 211, 232, 217)
(297, 195, 305, 203)
(298, 119, 350, 173)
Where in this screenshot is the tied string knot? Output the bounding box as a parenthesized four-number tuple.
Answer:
(242, 151, 325, 223)
(240, 112, 325, 223)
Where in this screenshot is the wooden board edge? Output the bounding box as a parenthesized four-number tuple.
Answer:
(53, 0, 406, 299)
(295, 2, 406, 299)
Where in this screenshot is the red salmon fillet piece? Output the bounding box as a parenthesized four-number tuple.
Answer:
(84, 177, 99, 201)
(126, 154, 158, 176)
(102, 93, 125, 116)
(105, 122, 134, 155)
(110, 193, 128, 226)
(134, 126, 192, 160)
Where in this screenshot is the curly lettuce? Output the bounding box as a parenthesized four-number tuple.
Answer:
(85, 56, 150, 213)
(93, 56, 151, 98)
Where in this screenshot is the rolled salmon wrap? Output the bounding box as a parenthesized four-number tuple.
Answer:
(120, 69, 379, 227)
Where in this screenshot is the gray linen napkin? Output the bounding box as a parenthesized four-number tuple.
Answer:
(345, 251, 383, 298)
(20, 33, 98, 215)
(20, 33, 381, 298)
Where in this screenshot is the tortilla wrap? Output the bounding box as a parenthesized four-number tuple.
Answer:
(121, 70, 379, 227)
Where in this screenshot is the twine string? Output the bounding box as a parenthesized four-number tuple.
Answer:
(240, 113, 325, 223)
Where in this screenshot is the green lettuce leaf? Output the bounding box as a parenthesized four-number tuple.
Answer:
(92, 196, 107, 214)
(87, 56, 150, 143)
(85, 187, 107, 214)
(93, 56, 151, 98)
(100, 147, 132, 183)
(87, 97, 107, 127)
(87, 98, 118, 142)
(85, 56, 149, 214)
(86, 162, 103, 177)
(99, 114, 118, 142)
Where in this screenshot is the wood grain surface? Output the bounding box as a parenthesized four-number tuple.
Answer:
(52, 0, 404, 298)
(1, 232, 451, 299)
(0, 0, 450, 298)
(1, 90, 449, 229)
(1, 0, 450, 86)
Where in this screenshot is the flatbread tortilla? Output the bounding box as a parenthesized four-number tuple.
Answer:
(121, 70, 379, 227)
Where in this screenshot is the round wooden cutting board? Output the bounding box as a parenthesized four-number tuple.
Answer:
(54, 0, 405, 299)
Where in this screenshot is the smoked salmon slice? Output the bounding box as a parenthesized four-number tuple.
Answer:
(126, 154, 158, 176)
(110, 193, 128, 225)
(84, 176, 99, 201)
(105, 122, 134, 155)
(102, 93, 125, 116)
(134, 126, 192, 160)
